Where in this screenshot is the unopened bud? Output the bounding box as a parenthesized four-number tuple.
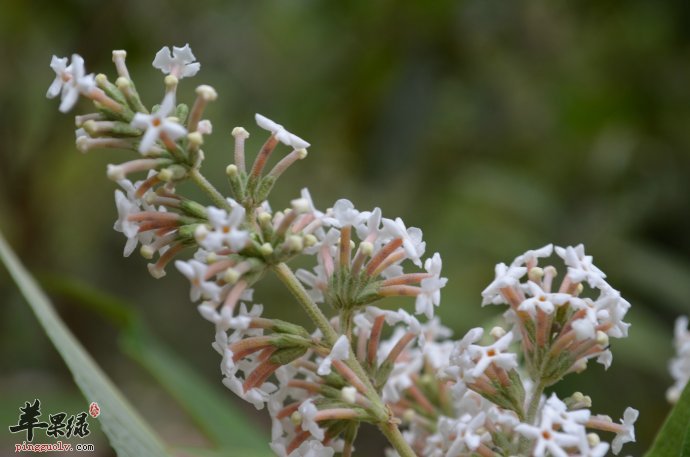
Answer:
(95, 73, 108, 86)
(303, 234, 317, 247)
(112, 50, 127, 60)
(596, 331, 609, 347)
(232, 127, 249, 139)
(115, 76, 131, 89)
(341, 386, 357, 404)
(286, 235, 304, 252)
(106, 164, 125, 181)
(147, 263, 166, 279)
(528, 267, 544, 280)
(587, 433, 601, 446)
(490, 326, 507, 340)
(187, 131, 203, 146)
(295, 148, 308, 159)
(575, 283, 584, 295)
(226, 164, 239, 177)
(291, 198, 310, 214)
(205, 252, 218, 264)
(157, 168, 173, 182)
(223, 268, 240, 285)
(195, 225, 209, 242)
(290, 411, 302, 427)
(164, 75, 178, 88)
(196, 84, 218, 101)
(258, 212, 272, 225)
(359, 241, 374, 257)
(573, 392, 592, 408)
(259, 243, 274, 256)
(76, 136, 90, 154)
(140, 245, 155, 259)
(544, 265, 557, 277)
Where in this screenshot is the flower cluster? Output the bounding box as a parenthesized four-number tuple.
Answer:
(49, 45, 638, 457)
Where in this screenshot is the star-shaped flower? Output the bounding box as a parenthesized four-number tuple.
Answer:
(152, 44, 200, 79)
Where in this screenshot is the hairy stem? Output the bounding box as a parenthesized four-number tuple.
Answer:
(379, 420, 417, 457)
(273, 262, 337, 343)
(188, 168, 232, 211)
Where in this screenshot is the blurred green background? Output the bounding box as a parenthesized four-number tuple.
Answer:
(2, 0, 690, 455)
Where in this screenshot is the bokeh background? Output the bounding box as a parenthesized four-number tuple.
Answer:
(2, 0, 690, 455)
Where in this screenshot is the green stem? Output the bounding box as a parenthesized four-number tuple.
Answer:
(273, 262, 337, 344)
(526, 381, 544, 423)
(518, 380, 545, 454)
(272, 262, 417, 457)
(189, 168, 232, 211)
(379, 420, 416, 457)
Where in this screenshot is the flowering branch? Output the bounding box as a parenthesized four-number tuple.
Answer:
(47, 44, 640, 457)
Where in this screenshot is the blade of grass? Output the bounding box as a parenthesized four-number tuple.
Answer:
(42, 273, 271, 454)
(644, 382, 690, 457)
(0, 230, 173, 457)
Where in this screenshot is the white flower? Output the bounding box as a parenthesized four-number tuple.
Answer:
(381, 217, 425, 267)
(515, 403, 588, 457)
(543, 394, 590, 433)
(296, 264, 328, 303)
(324, 199, 361, 228)
(255, 113, 311, 150)
(356, 207, 382, 242)
(174, 259, 221, 302)
(113, 189, 140, 256)
(415, 253, 448, 319)
(437, 412, 488, 455)
(131, 93, 187, 154)
(451, 328, 518, 383)
(197, 201, 249, 252)
(594, 288, 631, 339)
(481, 262, 527, 305)
(317, 335, 350, 375)
(298, 399, 325, 440)
(47, 54, 96, 113)
(555, 244, 607, 288)
(300, 188, 325, 220)
(152, 44, 200, 79)
(517, 281, 571, 316)
(511, 244, 554, 268)
(611, 407, 638, 454)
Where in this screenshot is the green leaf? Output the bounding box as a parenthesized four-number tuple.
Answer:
(644, 382, 690, 457)
(682, 426, 690, 457)
(0, 231, 173, 457)
(41, 274, 271, 455)
(120, 328, 271, 453)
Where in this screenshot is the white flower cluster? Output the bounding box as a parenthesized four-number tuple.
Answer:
(481, 243, 630, 371)
(296, 199, 447, 319)
(667, 315, 690, 403)
(384, 245, 638, 456)
(51, 45, 642, 457)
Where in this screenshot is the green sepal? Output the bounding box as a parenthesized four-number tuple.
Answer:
(271, 320, 311, 338)
(96, 74, 128, 106)
(255, 176, 277, 203)
(268, 346, 308, 366)
(180, 200, 208, 220)
(176, 103, 189, 124)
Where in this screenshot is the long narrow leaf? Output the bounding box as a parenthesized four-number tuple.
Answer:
(43, 274, 271, 455)
(121, 328, 271, 453)
(0, 231, 173, 457)
(644, 382, 690, 457)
